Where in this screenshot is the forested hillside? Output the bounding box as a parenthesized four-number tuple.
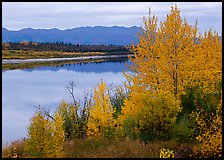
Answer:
(2, 26, 140, 45)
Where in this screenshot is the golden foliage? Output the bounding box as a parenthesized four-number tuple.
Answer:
(2, 147, 18, 158)
(51, 111, 65, 157)
(5, 4, 222, 158)
(159, 148, 175, 158)
(122, 4, 222, 126)
(56, 100, 80, 140)
(25, 111, 65, 158)
(138, 91, 181, 139)
(25, 111, 52, 157)
(193, 94, 222, 158)
(87, 81, 116, 137)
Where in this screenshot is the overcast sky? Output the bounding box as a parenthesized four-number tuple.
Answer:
(2, 2, 222, 35)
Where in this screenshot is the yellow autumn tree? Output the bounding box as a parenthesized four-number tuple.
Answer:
(118, 5, 222, 143)
(87, 81, 116, 137)
(25, 110, 65, 158)
(51, 111, 65, 158)
(25, 111, 53, 158)
(56, 100, 80, 140)
(193, 30, 222, 93)
(122, 4, 222, 122)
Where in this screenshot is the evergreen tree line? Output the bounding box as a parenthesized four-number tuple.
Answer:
(2, 42, 131, 53)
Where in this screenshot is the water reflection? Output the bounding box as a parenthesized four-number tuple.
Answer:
(22, 59, 131, 73)
(2, 60, 130, 146)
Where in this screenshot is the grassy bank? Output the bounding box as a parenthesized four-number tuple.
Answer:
(63, 137, 195, 158)
(2, 57, 129, 71)
(2, 137, 195, 158)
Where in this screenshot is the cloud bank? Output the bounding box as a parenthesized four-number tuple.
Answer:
(2, 2, 222, 34)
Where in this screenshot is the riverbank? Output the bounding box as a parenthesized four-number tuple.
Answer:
(2, 49, 132, 60)
(2, 54, 134, 64)
(2, 54, 133, 71)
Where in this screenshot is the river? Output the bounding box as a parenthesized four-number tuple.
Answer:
(2, 59, 131, 146)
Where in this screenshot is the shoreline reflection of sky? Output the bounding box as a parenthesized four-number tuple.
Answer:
(2, 61, 129, 146)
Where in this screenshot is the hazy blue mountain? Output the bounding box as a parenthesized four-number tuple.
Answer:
(2, 26, 141, 45)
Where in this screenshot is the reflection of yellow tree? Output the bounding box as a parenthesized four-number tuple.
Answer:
(87, 81, 116, 137)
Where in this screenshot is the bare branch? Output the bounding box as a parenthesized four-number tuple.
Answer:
(35, 105, 55, 122)
(66, 81, 78, 106)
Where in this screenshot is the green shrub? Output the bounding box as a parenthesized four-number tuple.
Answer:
(172, 115, 196, 142)
(123, 116, 139, 140)
(110, 85, 129, 119)
(56, 101, 80, 140)
(138, 91, 181, 142)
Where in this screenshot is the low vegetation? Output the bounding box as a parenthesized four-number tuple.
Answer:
(2, 136, 195, 158)
(2, 43, 131, 59)
(2, 5, 222, 158)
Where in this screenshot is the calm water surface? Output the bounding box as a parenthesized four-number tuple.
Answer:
(2, 60, 131, 146)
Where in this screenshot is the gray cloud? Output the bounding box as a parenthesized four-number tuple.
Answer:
(2, 2, 222, 34)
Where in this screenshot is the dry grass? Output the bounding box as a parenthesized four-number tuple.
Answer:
(63, 137, 194, 158)
(2, 138, 28, 158)
(2, 136, 196, 158)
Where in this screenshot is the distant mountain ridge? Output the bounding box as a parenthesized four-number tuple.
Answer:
(2, 26, 141, 45)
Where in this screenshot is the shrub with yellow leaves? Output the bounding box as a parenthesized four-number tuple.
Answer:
(159, 148, 175, 158)
(25, 111, 65, 158)
(87, 81, 116, 138)
(192, 93, 222, 158)
(56, 100, 80, 140)
(13, 147, 18, 158)
(138, 91, 182, 141)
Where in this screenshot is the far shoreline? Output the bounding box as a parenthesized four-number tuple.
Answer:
(2, 54, 134, 64)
